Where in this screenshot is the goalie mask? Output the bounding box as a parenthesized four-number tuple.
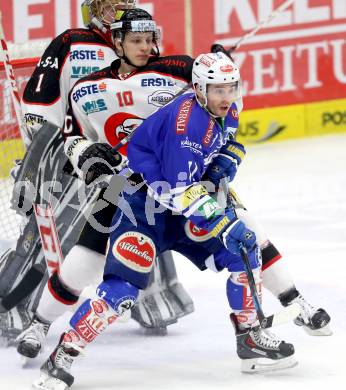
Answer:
(81, 0, 136, 31)
(192, 52, 241, 112)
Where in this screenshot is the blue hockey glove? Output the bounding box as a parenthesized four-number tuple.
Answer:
(221, 218, 256, 255)
(204, 140, 245, 186)
(206, 208, 256, 256)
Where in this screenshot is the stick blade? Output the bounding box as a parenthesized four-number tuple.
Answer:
(262, 303, 301, 329)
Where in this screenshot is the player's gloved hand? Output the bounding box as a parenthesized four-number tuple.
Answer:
(215, 244, 260, 272)
(204, 140, 245, 186)
(220, 214, 256, 255)
(78, 143, 122, 185)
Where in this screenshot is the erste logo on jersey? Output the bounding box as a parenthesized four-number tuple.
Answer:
(72, 66, 100, 79)
(73, 82, 107, 103)
(141, 78, 175, 87)
(82, 99, 107, 115)
(70, 49, 105, 61)
(104, 112, 143, 155)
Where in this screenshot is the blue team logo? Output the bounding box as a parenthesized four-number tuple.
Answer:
(71, 66, 100, 79)
(82, 99, 107, 115)
(104, 113, 143, 155)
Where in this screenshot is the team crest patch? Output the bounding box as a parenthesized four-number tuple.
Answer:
(184, 221, 213, 242)
(113, 232, 156, 273)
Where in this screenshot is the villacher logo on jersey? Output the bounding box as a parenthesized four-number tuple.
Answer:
(113, 232, 156, 273)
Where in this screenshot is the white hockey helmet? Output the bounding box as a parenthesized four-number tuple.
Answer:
(192, 52, 241, 103)
(81, 0, 136, 29)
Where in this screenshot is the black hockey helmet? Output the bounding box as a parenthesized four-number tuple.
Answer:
(110, 8, 160, 60)
(111, 8, 159, 42)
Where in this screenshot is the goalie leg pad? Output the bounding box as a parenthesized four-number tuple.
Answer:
(131, 251, 195, 331)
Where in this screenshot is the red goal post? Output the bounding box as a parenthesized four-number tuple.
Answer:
(0, 41, 47, 243)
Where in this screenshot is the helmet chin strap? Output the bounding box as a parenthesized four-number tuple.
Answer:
(195, 87, 221, 119)
(91, 17, 107, 33)
(117, 42, 141, 69)
(115, 38, 160, 70)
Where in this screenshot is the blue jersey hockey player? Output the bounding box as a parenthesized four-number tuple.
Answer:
(33, 52, 298, 390)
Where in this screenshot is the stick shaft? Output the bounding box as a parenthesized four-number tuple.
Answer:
(233, 0, 298, 50)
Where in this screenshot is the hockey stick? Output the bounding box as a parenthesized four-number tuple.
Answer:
(234, 0, 298, 50)
(222, 0, 298, 52)
(219, 179, 300, 329)
(239, 244, 300, 329)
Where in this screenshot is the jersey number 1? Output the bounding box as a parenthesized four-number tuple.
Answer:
(35, 73, 44, 93)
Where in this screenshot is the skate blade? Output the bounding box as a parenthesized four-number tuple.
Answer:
(304, 324, 333, 336)
(116, 309, 131, 323)
(20, 355, 28, 367)
(241, 356, 298, 374)
(32, 376, 68, 390)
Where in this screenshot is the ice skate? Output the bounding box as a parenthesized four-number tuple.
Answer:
(291, 294, 332, 336)
(230, 313, 297, 374)
(16, 315, 50, 359)
(32, 333, 82, 390)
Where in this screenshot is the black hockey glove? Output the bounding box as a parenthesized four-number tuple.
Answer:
(78, 143, 122, 185)
(210, 43, 235, 61)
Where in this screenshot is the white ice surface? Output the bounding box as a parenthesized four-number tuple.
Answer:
(0, 134, 346, 390)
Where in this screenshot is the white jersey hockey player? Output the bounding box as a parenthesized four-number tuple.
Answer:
(0, 0, 194, 350)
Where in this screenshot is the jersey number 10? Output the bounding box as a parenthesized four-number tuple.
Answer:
(116, 91, 134, 107)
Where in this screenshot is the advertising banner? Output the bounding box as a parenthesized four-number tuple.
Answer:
(1, 0, 346, 142)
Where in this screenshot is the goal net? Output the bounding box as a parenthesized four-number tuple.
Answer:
(0, 41, 48, 245)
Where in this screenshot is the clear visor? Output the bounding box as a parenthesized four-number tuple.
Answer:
(206, 81, 241, 101)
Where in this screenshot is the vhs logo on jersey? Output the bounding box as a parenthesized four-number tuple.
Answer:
(70, 49, 105, 61)
(73, 82, 107, 103)
(82, 99, 107, 115)
(148, 90, 175, 107)
(72, 66, 100, 79)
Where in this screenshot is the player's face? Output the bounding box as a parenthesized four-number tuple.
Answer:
(206, 82, 238, 117)
(122, 32, 155, 67)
